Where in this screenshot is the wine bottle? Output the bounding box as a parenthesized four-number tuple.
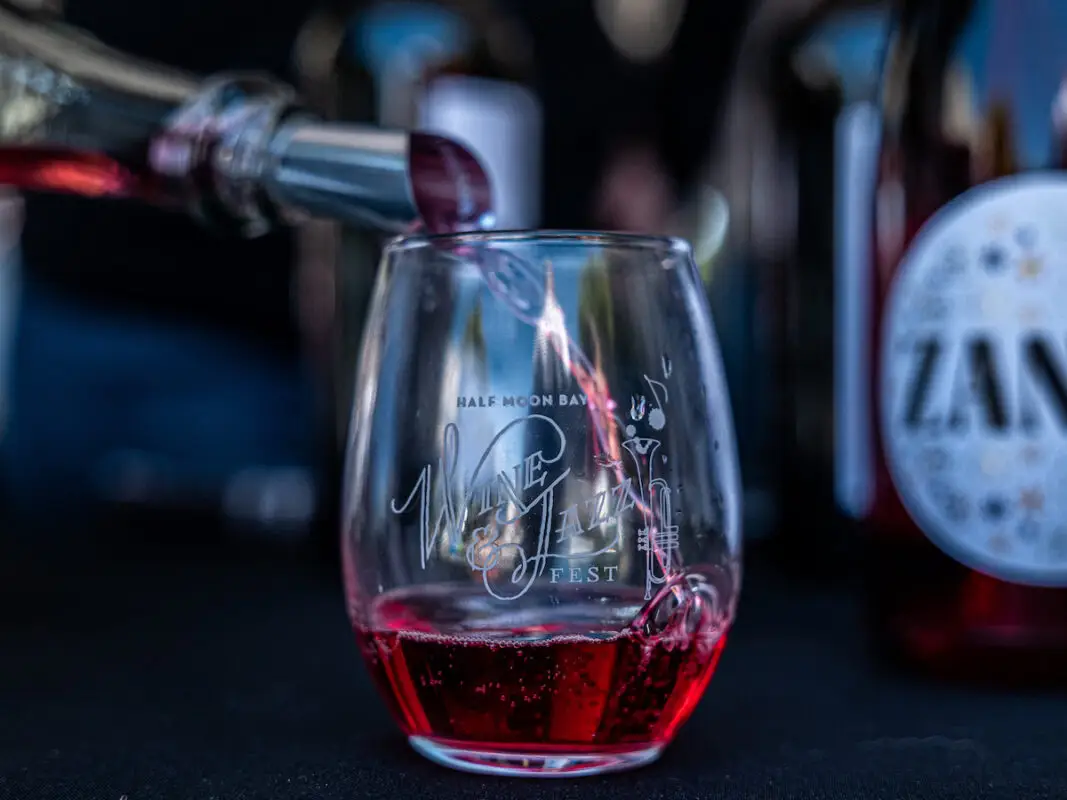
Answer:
(867, 0, 1067, 681)
(767, 1, 890, 573)
(697, 0, 849, 554)
(0, 2, 491, 234)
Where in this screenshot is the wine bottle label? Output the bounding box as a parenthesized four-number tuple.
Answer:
(881, 173, 1067, 586)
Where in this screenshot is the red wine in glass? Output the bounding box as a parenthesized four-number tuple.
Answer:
(356, 584, 727, 773)
(865, 0, 1067, 682)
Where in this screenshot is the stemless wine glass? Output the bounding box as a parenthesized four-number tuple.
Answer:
(342, 231, 742, 777)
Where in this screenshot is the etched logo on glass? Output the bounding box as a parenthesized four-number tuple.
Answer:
(881, 174, 1067, 586)
(392, 366, 680, 601)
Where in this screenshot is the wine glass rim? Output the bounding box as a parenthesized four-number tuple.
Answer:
(386, 229, 693, 255)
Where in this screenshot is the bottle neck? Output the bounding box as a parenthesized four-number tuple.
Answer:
(0, 4, 289, 234)
(0, 4, 199, 151)
(0, 3, 492, 236)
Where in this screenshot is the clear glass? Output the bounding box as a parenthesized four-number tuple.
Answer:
(341, 231, 742, 777)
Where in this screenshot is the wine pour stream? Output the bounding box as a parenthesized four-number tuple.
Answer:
(414, 188, 706, 640)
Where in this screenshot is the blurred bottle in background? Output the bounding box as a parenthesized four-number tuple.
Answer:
(866, 0, 1067, 681)
(691, 0, 821, 553)
(691, 0, 889, 567)
(780, 1, 889, 570)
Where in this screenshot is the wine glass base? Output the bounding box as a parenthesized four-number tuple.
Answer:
(408, 736, 664, 777)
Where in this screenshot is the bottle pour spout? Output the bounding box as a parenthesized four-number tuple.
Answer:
(263, 122, 494, 234)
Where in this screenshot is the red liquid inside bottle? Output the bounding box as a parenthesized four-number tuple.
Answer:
(865, 0, 1067, 681)
(0, 147, 141, 199)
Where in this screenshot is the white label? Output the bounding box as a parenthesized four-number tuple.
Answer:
(418, 75, 542, 230)
(881, 173, 1067, 586)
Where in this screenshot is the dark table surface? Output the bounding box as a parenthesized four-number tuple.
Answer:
(3, 531, 1067, 800)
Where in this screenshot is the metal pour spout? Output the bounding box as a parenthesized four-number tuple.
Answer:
(0, 2, 492, 236)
